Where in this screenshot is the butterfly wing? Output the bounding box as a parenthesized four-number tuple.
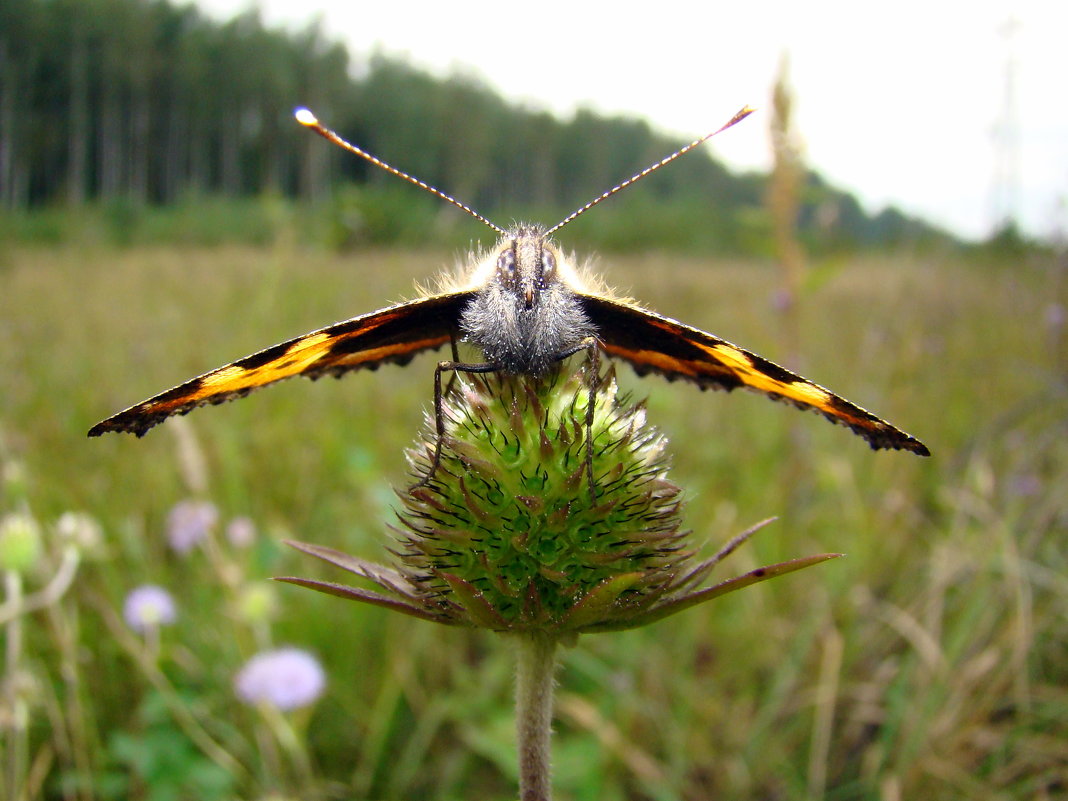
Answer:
(89, 291, 476, 437)
(579, 293, 929, 456)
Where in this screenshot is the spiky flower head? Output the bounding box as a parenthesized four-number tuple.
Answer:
(279, 363, 837, 634)
(394, 365, 691, 631)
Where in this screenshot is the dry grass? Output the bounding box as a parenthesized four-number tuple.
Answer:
(1, 242, 1064, 799)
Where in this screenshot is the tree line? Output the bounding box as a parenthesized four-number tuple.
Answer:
(0, 0, 951, 251)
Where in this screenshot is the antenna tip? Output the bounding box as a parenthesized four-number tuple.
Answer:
(294, 107, 318, 127)
(734, 105, 757, 123)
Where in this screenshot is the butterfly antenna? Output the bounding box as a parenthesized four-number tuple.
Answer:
(295, 108, 505, 236)
(546, 105, 755, 236)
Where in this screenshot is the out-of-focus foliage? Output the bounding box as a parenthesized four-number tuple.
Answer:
(2, 242, 1065, 799)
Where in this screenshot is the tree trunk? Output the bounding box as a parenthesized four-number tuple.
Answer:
(162, 102, 184, 203)
(128, 80, 150, 202)
(98, 82, 123, 199)
(0, 37, 19, 208)
(67, 32, 89, 205)
(219, 99, 241, 195)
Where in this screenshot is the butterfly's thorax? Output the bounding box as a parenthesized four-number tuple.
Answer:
(460, 226, 595, 375)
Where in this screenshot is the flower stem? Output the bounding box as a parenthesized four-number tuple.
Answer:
(514, 631, 559, 801)
(4, 570, 27, 801)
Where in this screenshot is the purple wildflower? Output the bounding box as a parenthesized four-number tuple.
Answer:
(166, 500, 218, 553)
(123, 585, 177, 632)
(235, 648, 325, 711)
(1046, 302, 1066, 332)
(226, 516, 256, 548)
(770, 287, 794, 313)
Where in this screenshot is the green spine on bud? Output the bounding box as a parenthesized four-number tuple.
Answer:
(396, 365, 688, 631)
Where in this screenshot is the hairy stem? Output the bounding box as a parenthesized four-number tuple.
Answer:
(514, 632, 559, 801)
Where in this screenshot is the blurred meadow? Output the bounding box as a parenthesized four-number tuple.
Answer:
(2, 227, 1066, 799)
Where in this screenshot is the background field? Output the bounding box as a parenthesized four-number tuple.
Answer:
(2, 238, 1065, 800)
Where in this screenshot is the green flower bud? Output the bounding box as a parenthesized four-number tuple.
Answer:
(0, 513, 43, 574)
(235, 583, 278, 623)
(395, 365, 687, 631)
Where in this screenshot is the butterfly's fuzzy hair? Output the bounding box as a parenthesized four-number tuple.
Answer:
(418, 228, 630, 306)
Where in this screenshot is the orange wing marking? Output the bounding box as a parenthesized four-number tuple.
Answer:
(580, 294, 929, 456)
(89, 291, 474, 437)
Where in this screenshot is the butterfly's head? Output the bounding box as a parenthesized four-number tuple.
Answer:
(462, 224, 592, 374)
(495, 225, 561, 310)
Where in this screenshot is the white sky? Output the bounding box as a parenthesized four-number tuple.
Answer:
(195, 0, 1067, 241)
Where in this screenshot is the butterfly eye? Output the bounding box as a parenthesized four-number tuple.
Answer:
(541, 250, 556, 278)
(497, 249, 516, 280)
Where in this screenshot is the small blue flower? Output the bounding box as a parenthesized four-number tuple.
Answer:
(123, 585, 177, 632)
(235, 648, 325, 711)
(166, 500, 218, 553)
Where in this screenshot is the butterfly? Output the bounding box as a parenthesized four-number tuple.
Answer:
(89, 107, 930, 468)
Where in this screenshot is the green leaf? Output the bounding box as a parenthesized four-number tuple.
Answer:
(583, 553, 842, 632)
(274, 577, 451, 624)
(561, 572, 645, 629)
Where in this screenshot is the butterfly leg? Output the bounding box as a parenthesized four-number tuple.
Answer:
(552, 336, 602, 502)
(409, 358, 501, 494)
(410, 338, 603, 502)
(443, 333, 462, 396)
